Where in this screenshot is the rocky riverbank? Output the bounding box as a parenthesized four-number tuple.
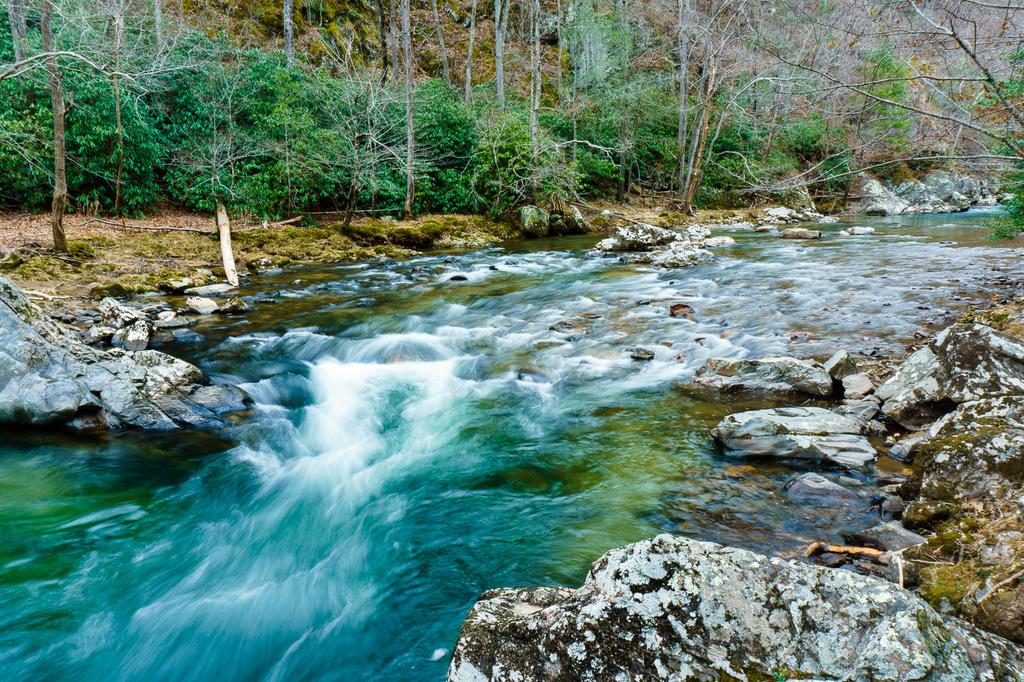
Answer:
(853, 170, 1004, 216)
(447, 218, 1024, 678)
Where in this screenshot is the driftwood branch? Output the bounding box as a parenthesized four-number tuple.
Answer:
(976, 566, 1024, 605)
(804, 541, 891, 564)
(85, 217, 213, 234)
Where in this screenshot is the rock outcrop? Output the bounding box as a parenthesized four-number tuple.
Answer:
(693, 356, 833, 397)
(876, 323, 1024, 428)
(711, 405, 876, 468)
(592, 223, 714, 269)
(855, 171, 999, 216)
(0, 275, 249, 430)
(448, 535, 1024, 682)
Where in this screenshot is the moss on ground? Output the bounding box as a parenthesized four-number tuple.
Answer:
(0, 214, 519, 298)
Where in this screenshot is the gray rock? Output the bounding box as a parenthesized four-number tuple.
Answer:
(183, 282, 234, 296)
(627, 346, 655, 361)
(87, 324, 116, 345)
(648, 240, 714, 269)
(693, 356, 833, 397)
(905, 396, 1024, 506)
(842, 372, 874, 399)
(111, 320, 150, 352)
(216, 297, 250, 315)
(98, 297, 143, 329)
(877, 323, 1024, 428)
(823, 349, 859, 380)
(447, 535, 1024, 682)
(0, 274, 248, 430)
(518, 205, 550, 237)
(594, 223, 679, 252)
(836, 397, 881, 422)
(711, 406, 877, 468)
(781, 227, 822, 239)
(844, 520, 926, 552)
(186, 296, 219, 315)
(784, 472, 864, 505)
(889, 430, 928, 462)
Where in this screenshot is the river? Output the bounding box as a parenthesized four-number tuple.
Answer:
(0, 208, 1018, 680)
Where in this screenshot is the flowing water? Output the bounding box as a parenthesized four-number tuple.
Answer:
(0, 208, 1020, 680)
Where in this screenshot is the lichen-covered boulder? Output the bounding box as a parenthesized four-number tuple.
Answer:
(693, 356, 833, 396)
(518, 205, 550, 237)
(0, 275, 248, 430)
(877, 323, 1024, 428)
(711, 406, 876, 468)
(901, 396, 1024, 507)
(594, 223, 679, 252)
(447, 535, 1024, 681)
(648, 240, 714, 269)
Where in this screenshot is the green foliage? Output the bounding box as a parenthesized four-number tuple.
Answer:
(861, 45, 913, 154)
(989, 166, 1024, 240)
(413, 80, 478, 213)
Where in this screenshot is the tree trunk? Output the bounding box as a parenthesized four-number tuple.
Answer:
(464, 0, 478, 101)
(113, 12, 126, 215)
(374, 0, 390, 82)
(430, 0, 451, 87)
(216, 203, 239, 287)
(283, 0, 295, 66)
(41, 0, 67, 253)
(6, 0, 26, 62)
(401, 0, 415, 219)
(154, 0, 163, 50)
(495, 0, 508, 108)
(676, 0, 690, 197)
(388, 0, 400, 80)
(529, 0, 541, 195)
(684, 55, 716, 211)
(616, 117, 629, 202)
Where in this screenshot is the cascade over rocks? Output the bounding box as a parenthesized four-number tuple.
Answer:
(447, 535, 1024, 682)
(876, 323, 1024, 428)
(693, 356, 833, 396)
(0, 275, 249, 430)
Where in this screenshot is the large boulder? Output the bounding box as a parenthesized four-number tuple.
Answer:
(693, 356, 833, 397)
(901, 396, 1024, 507)
(0, 275, 248, 430)
(594, 223, 679, 252)
(711, 406, 876, 468)
(648, 240, 714, 269)
(876, 323, 1024, 428)
(448, 535, 1024, 682)
(518, 205, 550, 237)
(855, 172, 998, 216)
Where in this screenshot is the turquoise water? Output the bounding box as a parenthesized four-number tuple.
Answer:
(0, 209, 1019, 680)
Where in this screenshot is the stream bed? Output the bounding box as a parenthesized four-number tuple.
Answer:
(0, 208, 1019, 680)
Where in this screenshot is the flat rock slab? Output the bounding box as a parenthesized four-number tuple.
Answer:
(448, 535, 1024, 681)
(844, 520, 926, 552)
(183, 282, 235, 296)
(693, 356, 833, 397)
(712, 406, 876, 468)
(785, 472, 864, 505)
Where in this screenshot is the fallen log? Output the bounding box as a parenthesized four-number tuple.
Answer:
(804, 541, 891, 564)
(85, 217, 213, 235)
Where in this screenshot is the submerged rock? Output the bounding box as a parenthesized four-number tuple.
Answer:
(448, 535, 1024, 681)
(784, 472, 864, 505)
(877, 323, 1024, 428)
(0, 275, 248, 430)
(781, 227, 822, 239)
(693, 356, 833, 396)
(712, 406, 876, 468)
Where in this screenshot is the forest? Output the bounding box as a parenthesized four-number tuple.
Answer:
(2, 0, 1023, 246)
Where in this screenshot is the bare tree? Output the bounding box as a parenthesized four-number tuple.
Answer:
(676, 0, 691, 197)
(154, 0, 163, 50)
(430, 0, 451, 86)
(495, 0, 511, 107)
(374, 0, 390, 81)
(283, 0, 295, 66)
(530, 0, 541, 193)
(6, 0, 26, 62)
(464, 0, 478, 101)
(401, 0, 414, 218)
(41, 0, 68, 253)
